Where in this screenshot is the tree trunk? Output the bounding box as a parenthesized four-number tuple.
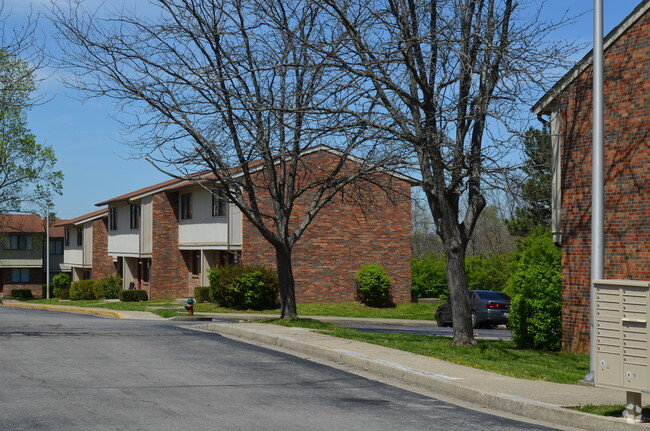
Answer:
(445, 243, 477, 346)
(275, 244, 298, 319)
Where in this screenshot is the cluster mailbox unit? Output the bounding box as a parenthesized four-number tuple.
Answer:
(595, 279, 650, 422)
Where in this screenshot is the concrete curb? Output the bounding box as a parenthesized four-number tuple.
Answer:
(193, 323, 649, 431)
(1, 301, 126, 319)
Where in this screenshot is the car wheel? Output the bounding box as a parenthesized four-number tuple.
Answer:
(471, 312, 477, 329)
(435, 311, 446, 327)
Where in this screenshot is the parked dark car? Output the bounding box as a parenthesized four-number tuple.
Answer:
(435, 290, 511, 328)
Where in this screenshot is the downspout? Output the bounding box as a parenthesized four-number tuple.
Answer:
(226, 191, 231, 265)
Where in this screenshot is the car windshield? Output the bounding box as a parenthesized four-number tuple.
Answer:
(474, 291, 510, 301)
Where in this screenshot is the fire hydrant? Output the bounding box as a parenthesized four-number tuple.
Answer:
(184, 297, 195, 316)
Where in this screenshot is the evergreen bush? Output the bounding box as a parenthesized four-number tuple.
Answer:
(52, 273, 71, 299)
(70, 279, 100, 300)
(208, 266, 279, 310)
(10, 288, 33, 299)
(194, 286, 211, 303)
(97, 275, 122, 299)
(508, 229, 562, 351)
(355, 263, 393, 308)
(119, 289, 148, 302)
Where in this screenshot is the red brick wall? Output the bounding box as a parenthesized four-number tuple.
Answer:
(241, 151, 412, 304)
(557, 10, 649, 352)
(92, 218, 118, 278)
(150, 192, 188, 299)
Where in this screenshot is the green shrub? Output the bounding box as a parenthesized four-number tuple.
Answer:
(119, 289, 148, 302)
(465, 253, 516, 292)
(70, 280, 100, 300)
(355, 263, 393, 308)
(411, 254, 448, 299)
(208, 266, 279, 310)
(97, 275, 122, 299)
(52, 273, 71, 299)
(194, 286, 211, 303)
(508, 229, 562, 351)
(10, 288, 33, 299)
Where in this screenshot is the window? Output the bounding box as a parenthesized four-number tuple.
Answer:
(130, 204, 141, 229)
(191, 251, 201, 275)
(64, 229, 70, 246)
(76, 227, 83, 246)
(212, 188, 228, 217)
(11, 268, 29, 283)
(50, 239, 63, 255)
(181, 193, 192, 219)
(6, 235, 33, 250)
(109, 207, 118, 230)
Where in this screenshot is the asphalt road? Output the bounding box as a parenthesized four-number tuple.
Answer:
(1, 306, 551, 430)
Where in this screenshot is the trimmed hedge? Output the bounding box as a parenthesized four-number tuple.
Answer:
(10, 288, 33, 299)
(355, 263, 393, 308)
(208, 266, 279, 310)
(119, 289, 148, 302)
(194, 286, 211, 303)
(70, 280, 100, 300)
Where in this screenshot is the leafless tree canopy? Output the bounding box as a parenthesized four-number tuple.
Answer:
(316, 0, 579, 344)
(50, 0, 404, 318)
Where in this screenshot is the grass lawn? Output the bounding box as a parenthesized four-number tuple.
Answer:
(267, 318, 589, 385)
(193, 301, 438, 320)
(8, 298, 437, 320)
(572, 404, 650, 418)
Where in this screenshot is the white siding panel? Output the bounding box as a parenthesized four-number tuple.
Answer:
(141, 196, 153, 254)
(178, 188, 232, 246)
(83, 222, 93, 267)
(107, 202, 140, 255)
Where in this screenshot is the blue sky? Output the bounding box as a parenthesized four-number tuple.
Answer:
(5, 0, 643, 220)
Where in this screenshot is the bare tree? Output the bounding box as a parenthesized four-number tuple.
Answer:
(318, 0, 579, 345)
(50, 0, 403, 318)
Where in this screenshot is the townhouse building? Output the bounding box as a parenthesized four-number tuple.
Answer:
(0, 214, 65, 296)
(95, 178, 242, 298)
(55, 208, 116, 282)
(532, 0, 649, 352)
(86, 148, 412, 302)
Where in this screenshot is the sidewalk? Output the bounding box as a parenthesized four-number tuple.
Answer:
(3, 300, 649, 430)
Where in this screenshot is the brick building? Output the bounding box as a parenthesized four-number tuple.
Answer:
(87, 147, 412, 301)
(532, 0, 649, 352)
(55, 208, 117, 282)
(0, 214, 65, 297)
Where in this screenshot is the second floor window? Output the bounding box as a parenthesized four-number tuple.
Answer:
(6, 235, 33, 250)
(109, 207, 118, 230)
(181, 193, 192, 220)
(130, 204, 141, 229)
(76, 227, 83, 246)
(50, 239, 64, 255)
(212, 188, 228, 217)
(64, 229, 70, 246)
